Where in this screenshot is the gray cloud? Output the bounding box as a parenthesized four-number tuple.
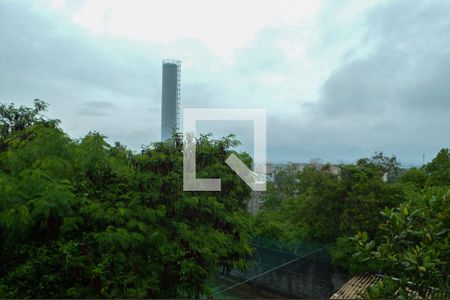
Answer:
(318, 0, 450, 115)
(83, 101, 117, 109)
(77, 101, 117, 116)
(0, 6, 158, 99)
(1, 0, 449, 166)
(76, 108, 108, 116)
(295, 0, 450, 164)
(0, 1, 162, 146)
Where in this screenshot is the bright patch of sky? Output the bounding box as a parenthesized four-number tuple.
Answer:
(1, 0, 449, 165)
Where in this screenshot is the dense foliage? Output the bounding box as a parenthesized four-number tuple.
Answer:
(0, 101, 252, 298)
(253, 150, 450, 298)
(353, 188, 449, 298)
(1, 100, 448, 299)
(254, 158, 404, 243)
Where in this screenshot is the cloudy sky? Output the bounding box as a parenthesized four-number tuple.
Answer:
(1, 0, 449, 165)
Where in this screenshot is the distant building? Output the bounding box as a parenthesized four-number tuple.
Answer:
(270, 162, 342, 179)
(266, 163, 275, 181)
(329, 165, 341, 176)
(161, 59, 181, 141)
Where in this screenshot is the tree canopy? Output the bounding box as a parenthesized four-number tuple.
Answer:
(253, 150, 450, 298)
(0, 101, 252, 298)
(254, 158, 404, 244)
(1, 100, 449, 299)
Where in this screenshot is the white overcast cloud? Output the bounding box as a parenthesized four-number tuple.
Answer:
(1, 0, 449, 165)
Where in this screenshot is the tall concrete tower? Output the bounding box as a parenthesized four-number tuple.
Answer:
(161, 59, 181, 141)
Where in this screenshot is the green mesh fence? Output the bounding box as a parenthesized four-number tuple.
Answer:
(211, 238, 347, 299)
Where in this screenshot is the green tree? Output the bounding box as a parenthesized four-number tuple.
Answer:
(287, 166, 344, 242)
(367, 151, 401, 182)
(425, 148, 450, 187)
(352, 188, 450, 298)
(399, 167, 429, 191)
(254, 158, 404, 244)
(0, 101, 253, 298)
(339, 160, 404, 237)
(273, 164, 299, 198)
